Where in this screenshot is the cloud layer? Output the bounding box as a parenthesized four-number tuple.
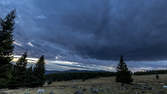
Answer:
(1, 0, 167, 61)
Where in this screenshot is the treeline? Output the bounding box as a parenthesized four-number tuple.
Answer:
(9, 53, 46, 88)
(46, 56, 133, 84)
(46, 71, 116, 82)
(0, 10, 46, 88)
(46, 69, 167, 83)
(134, 70, 167, 75)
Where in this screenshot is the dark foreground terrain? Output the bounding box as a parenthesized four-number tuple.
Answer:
(1, 74, 167, 94)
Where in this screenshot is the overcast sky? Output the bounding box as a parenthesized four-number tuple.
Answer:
(1, 0, 167, 61)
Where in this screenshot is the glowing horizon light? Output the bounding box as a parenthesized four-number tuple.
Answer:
(13, 55, 38, 64)
(47, 60, 78, 65)
(12, 55, 167, 72)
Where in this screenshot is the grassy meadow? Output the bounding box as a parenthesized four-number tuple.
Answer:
(1, 74, 167, 94)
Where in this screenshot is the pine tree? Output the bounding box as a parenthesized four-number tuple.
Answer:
(34, 55, 46, 86)
(25, 66, 34, 87)
(15, 52, 28, 87)
(0, 10, 16, 88)
(116, 56, 133, 84)
(8, 64, 19, 88)
(16, 52, 27, 68)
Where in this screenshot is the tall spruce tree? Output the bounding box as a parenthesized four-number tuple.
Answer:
(34, 55, 46, 86)
(15, 52, 28, 87)
(116, 56, 133, 84)
(8, 64, 19, 88)
(25, 66, 34, 87)
(0, 10, 16, 88)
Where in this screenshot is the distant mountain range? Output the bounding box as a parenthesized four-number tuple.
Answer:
(45, 69, 108, 74)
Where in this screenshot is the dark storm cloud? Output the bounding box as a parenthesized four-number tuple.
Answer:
(33, 0, 167, 60)
(1, 0, 167, 60)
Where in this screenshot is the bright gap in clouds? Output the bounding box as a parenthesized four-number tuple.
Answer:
(13, 55, 167, 72)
